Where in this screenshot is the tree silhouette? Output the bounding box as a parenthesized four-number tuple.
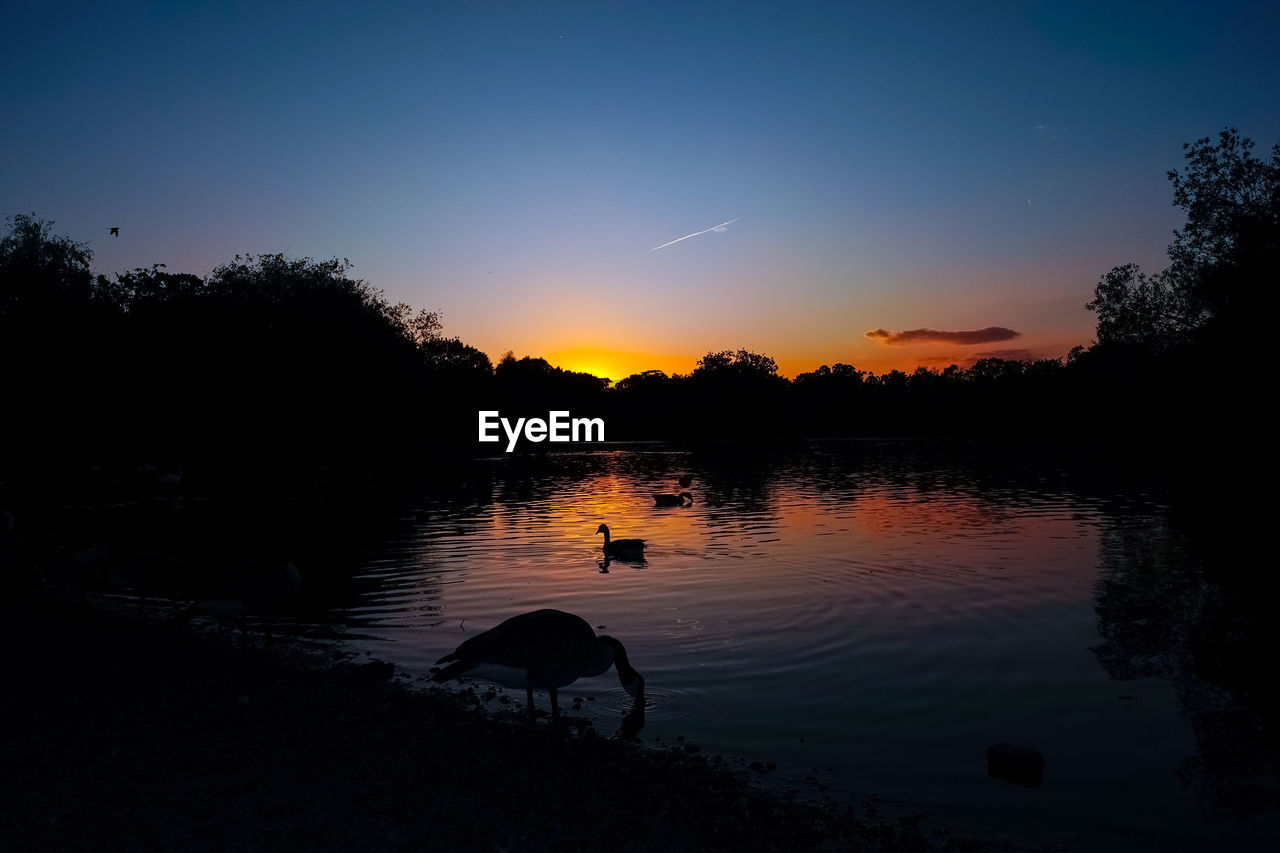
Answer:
(402, 306, 443, 346)
(0, 214, 97, 319)
(1085, 263, 1188, 351)
(108, 263, 204, 309)
(692, 349, 784, 384)
(1168, 130, 1279, 348)
(1087, 128, 1278, 352)
(1, 215, 120, 466)
(614, 369, 671, 393)
(420, 336, 492, 377)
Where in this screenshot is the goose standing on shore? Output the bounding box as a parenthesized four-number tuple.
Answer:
(596, 523, 645, 559)
(432, 609, 644, 722)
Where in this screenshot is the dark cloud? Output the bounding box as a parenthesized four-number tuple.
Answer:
(864, 326, 1021, 346)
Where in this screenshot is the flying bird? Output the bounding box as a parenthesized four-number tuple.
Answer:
(650, 218, 739, 251)
(432, 609, 645, 722)
(109, 227, 119, 237)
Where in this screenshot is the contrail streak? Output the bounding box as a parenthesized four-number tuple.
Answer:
(650, 218, 740, 251)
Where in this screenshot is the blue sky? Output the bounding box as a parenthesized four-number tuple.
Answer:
(3, 1, 1277, 378)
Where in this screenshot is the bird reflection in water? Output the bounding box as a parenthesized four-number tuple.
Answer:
(596, 553, 650, 574)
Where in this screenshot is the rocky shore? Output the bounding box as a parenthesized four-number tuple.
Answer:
(0, 590, 1036, 852)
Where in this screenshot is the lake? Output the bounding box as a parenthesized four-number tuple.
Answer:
(324, 441, 1277, 851)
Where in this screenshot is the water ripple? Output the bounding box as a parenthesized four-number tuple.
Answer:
(324, 443, 1222, 851)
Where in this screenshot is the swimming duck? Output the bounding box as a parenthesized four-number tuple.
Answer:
(596, 523, 645, 559)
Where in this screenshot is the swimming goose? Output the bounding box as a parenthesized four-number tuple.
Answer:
(432, 609, 644, 721)
(653, 491, 693, 507)
(678, 474, 693, 487)
(596, 523, 645, 558)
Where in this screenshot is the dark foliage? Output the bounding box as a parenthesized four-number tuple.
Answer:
(1077, 128, 1276, 452)
(0, 225, 436, 494)
(1087, 127, 1278, 357)
(1, 215, 121, 469)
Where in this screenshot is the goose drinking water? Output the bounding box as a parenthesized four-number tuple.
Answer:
(433, 609, 644, 721)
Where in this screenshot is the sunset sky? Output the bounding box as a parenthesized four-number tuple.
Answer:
(3, 1, 1277, 381)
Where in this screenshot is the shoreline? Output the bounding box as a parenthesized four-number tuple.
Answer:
(1, 589, 1037, 852)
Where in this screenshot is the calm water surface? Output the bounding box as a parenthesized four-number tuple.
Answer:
(328, 442, 1275, 851)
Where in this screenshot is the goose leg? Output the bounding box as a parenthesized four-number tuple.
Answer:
(550, 686, 559, 722)
(526, 686, 536, 721)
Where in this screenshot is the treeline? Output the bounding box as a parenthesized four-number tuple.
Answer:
(0, 231, 487, 494)
(2, 129, 1273, 487)
(477, 341, 1222, 443)
(550, 349, 1087, 442)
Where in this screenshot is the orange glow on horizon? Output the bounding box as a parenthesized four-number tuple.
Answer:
(537, 342, 1083, 383)
(543, 348, 700, 385)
